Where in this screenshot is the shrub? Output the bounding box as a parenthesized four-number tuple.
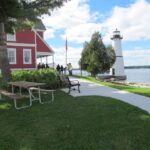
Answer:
(12, 69, 60, 89)
(0, 80, 8, 90)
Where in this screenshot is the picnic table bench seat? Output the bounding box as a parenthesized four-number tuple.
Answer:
(59, 75, 80, 94)
(0, 89, 29, 110)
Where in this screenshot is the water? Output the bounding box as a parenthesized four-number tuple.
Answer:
(72, 68, 150, 84)
(125, 68, 150, 84)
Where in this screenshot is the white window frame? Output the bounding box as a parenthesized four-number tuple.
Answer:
(7, 33, 16, 41)
(23, 49, 32, 64)
(7, 48, 16, 64)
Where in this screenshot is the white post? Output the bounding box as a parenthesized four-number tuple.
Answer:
(46, 56, 48, 64)
(52, 55, 55, 69)
(65, 50, 67, 67)
(65, 37, 68, 67)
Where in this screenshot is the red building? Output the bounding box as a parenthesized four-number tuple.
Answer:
(6, 20, 54, 70)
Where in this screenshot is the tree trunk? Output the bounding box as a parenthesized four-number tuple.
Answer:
(0, 22, 12, 81)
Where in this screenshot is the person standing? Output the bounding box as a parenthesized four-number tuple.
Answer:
(63, 66, 67, 75)
(46, 63, 49, 68)
(56, 64, 61, 74)
(60, 65, 64, 74)
(68, 63, 73, 76)
(37, 63, 41, 69)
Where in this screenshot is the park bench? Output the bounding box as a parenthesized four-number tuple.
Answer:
(0, 89, 29, 110)
(59, 75, 80, 94)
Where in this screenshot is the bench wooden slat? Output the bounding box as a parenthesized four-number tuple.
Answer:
(0, 90, 24, 100)
(0, 89, 31, 110)
(29, 87, 55, 92)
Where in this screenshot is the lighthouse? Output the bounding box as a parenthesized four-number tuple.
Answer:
(111, 29, 126, 80)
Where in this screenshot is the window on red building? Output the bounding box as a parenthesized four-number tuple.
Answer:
(23, 49, 32, 64)
(7, 33, 16, 41)
(7, 48, 16, 64)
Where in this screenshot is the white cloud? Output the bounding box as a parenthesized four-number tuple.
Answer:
(41, 0, 150, 67)
(123, 49, 150, 66)
(102, 0, 150, 42)
(44, 28, 55, 39)
(42, 0, 101, 43)
(43, 0, 150, 43)
(100, 0, 150, 66)
(62, 23, 102, 43)
(43, 0, 98, 28)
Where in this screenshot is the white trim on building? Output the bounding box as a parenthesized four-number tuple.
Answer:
(7, 43, 36, 47)
(11, 68, 36, 71)
(36, 52, 52, 57)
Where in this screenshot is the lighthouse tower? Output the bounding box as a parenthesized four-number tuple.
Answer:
(111, 29, 126, 80)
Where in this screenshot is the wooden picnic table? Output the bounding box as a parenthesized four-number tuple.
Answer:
(1, 81, 54, 110)
(8, 81, 45, 91)
(8, 81, 46, 109)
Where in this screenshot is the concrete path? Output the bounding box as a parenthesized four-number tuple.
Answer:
(61, 78, 150, 114)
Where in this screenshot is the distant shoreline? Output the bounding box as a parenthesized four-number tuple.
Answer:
(124, 66, 150, 69)
(73, 66, 150, 70)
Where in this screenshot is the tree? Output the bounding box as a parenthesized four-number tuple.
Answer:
(0, 0, 69, 81)
(79, 31, 115, 77)
(105, 45, 116, 68)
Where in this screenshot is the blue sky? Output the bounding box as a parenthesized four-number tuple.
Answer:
(41, 0, 150, 68)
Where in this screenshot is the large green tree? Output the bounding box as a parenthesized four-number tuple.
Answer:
(0, 0, 69, 81)
(79, 31, 115, 77)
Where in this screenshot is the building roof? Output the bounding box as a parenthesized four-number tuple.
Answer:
(34, 20, 46, 31)
(36, 32, 54, 57)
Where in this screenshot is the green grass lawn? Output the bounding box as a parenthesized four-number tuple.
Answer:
(0, 90, 150, 150)
(74, 76, 150, 97)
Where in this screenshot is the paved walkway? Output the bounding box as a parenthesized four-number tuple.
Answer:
(62, 78, 150, 114)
